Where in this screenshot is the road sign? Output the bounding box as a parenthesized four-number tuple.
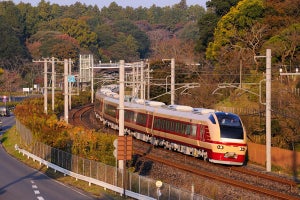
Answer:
(68, 75, 76, 83)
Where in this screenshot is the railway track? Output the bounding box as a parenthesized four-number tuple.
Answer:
(133, 144, 299, 200)
(72, 104, 300, 200)
(69, 104, 94, 129)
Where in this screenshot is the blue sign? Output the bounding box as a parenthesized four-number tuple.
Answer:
(68, 75, 76, 83)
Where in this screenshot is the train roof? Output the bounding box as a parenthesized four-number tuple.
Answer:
(96, 89, 220, 122)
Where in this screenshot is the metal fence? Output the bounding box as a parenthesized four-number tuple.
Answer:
(16, 119, 210, 200)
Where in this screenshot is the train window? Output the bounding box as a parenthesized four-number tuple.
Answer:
(154, 118, 159, 129)
(104, 104, 116, 117)
(191, 125, 197, 136)
(186, 124, 191, 135)
(166, 119, 170, 130)
(209, 114, 216, 124)
(161, 119, 166, 130)
(170, 121, 175, 132)
(185, 124, 196, 136)
(180, 123, 185, 134)
(125, 110, 135, 122)
(136, 113, 147, 126)
(215, 112, 244, 139)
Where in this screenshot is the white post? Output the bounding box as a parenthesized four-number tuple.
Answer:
(171, 58, 175, 105)
(147, 61, 150, 100)
(140, 61, 144, 99)
(69, 58, 72, 110)
(51, 57, 55, 111)
(132, 64, 136, 97)
(119, 60, 125, 170)
(44, 59, 48, 114)
(91, 55, 94, 103)
(64, 59, 69, 123)
(266, 49, 272, 172)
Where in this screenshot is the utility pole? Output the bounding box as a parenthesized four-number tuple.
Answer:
(33, 57, 64, 114)
(68, 58, 72, 110)
(51, 57, 55, 111)
(162, 58, 175, 105)
(33, 58, 49, 114)
(140, 61, 145, 100)
(64, 59, 69, 123)
(171, 58, 175, 105)
(266, 49, 272, 172)
(255, 49, 272, 172)
(119, 60, 125, 170)
(91, 57, 94, 103)
(147, 61, 150, 100)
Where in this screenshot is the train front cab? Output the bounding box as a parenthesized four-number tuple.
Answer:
(208, 112, 247, 165)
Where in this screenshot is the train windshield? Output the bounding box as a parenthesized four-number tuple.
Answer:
(215, 112, 244, 140)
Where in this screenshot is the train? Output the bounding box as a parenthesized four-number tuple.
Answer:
(94, 85, 247, 165)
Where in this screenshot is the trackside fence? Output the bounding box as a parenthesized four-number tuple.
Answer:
(16, 119, 210, 200)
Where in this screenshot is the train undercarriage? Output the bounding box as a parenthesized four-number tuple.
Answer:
(95, 112, 209, 161)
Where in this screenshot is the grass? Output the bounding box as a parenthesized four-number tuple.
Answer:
(1, 126, 127, 200)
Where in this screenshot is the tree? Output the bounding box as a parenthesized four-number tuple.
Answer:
(42, 18, 97, 49)
(113, 20, 150, 58)
(206, 0, 241, 16)
(206, 0, 265, 61)
(26, 31, 81, 60)
(36, 0, 54, 22)
(0, 69, 22, 94)
(263, 24, 300, 66)
(0, 2, 29, 69)
(17, 2, 39, 37)
(107, 34, 139, 62)
(195, 0, 241, 53)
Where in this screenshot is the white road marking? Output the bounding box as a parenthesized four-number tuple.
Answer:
(34, 190, 40, 194)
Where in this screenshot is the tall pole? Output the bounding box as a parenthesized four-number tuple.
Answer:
(64, 59, 69, 123)
(147, 61, 150, 100)
(254, 49, 272, 172)
(266, 49, 272, 172)
(91, 55, 94, 103)
(132, 64, 136, 97)
(171, 58, 175, 105)
(119, 60, 125, 170)
(68, 58, 72, 110)
(140, 61, 144, 99)
(51, 57, 55, 111)
(44, 59, 48, 114)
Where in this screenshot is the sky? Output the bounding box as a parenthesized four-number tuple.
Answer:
(12, 0, 208, 9)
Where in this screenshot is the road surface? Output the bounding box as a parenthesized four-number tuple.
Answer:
(0, 114, 102, 200)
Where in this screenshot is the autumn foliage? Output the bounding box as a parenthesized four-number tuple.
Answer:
(14, 96, 116, 166)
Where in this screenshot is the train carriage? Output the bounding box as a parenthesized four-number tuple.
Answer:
(95, 86, 247, 165)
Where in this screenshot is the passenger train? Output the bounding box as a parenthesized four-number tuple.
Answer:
(94, 85, 247, 165)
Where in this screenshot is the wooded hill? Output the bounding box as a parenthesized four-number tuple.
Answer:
(1, 0, 300, 151)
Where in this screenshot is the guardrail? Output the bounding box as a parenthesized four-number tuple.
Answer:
(15, 144, 155, 200)
(16, 119, 210, 200)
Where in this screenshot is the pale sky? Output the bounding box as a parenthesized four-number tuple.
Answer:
(12, 0, 207, 9)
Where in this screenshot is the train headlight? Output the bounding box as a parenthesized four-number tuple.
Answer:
(239, 147, 246, 151)
(217, 145, 224, 149)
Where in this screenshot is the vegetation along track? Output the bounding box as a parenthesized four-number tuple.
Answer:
(74, 104, 300, 199)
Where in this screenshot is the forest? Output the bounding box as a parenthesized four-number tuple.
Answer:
(1, 0, 300, 152)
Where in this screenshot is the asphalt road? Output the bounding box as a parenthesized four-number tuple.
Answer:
(0, 114, 101, 200)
